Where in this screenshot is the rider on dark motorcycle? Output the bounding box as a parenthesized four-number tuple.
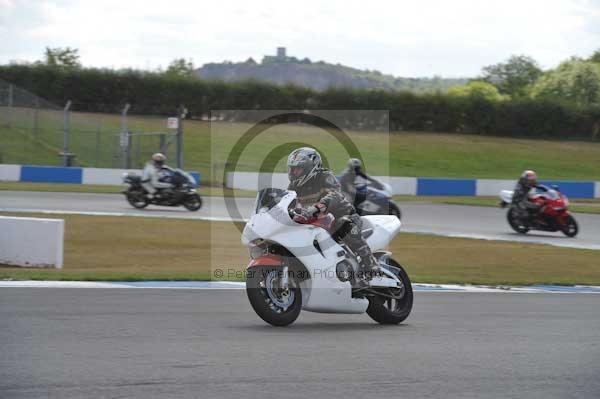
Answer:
(142, 153, 174, 199)
(512, 170, 543, 219)
(339, 158, 385, 204)
(287, 148, 379, 283)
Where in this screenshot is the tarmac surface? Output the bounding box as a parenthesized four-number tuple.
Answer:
(1, 190, 600, 250)
(1, 288, 599, 399)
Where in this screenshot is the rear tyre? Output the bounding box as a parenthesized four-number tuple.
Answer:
(246, 267, 302, 327)
(561, 215, 578, 237)
(507, 208, 529, 234)
(389, 202, 402, 220)
(183, 193, 202, 211)
(367, 257, 413, 325)
(126, 191, 149, 209)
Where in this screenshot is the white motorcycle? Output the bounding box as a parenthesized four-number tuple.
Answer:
(242, 188, 413, 327)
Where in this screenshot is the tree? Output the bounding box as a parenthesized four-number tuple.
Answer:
(448, 81, 507, 101)
(531, 58, 600, 107)
(165, 58, 195, 77)
(43, 47, 81, 69)
(589, 49, 600, 64)
(481, 55, 542, 98)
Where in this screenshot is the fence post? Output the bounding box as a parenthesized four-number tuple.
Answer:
(95, 122, 101, 166)
(176, 105, 187, 169)
(7, 84, 13, 108)
(33, 97, 40, 139)
(61, 100, 72, 166)
(120, 103, 130, 169)
(6, 84, 14, 128)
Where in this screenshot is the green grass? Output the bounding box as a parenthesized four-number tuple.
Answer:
(1, 212, 599, 285)
(2, 108, 600, 182)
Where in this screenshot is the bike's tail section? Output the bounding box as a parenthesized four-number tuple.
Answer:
(361, 215, 402, 252)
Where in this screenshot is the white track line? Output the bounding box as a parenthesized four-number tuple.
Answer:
(1, 280, 599, 293)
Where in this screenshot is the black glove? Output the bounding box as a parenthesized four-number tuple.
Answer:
(293, 205, 320, 223)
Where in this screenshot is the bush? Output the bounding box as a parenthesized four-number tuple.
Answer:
(1, 64, 599, 140)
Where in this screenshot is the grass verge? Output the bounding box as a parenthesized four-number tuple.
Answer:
(4, 112, 600, 180)
(1, 212, 599, 285)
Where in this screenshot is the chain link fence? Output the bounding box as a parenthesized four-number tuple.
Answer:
(0, 79, 184, 169)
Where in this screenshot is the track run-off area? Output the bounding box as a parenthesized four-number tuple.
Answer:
(1, 190, 600, 250)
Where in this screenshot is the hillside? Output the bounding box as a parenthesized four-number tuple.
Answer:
(196, 48, 468, 92)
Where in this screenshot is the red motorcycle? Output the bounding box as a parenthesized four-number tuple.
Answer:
(500, 185, 579, 237)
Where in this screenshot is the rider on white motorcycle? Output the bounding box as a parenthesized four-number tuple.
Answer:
(339, 158, 385, 204)
(287, 148, 379, 283)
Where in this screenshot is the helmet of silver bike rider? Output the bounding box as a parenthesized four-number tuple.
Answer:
(152, 152, 166, 167)
(521, 170, 537, 188)
(287, 147, 322, 187)
(347, 158, 362, 173)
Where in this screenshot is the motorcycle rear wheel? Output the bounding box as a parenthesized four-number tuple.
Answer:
(366, 257, 413, 325)
(561, 215, 578, 237)
(126, 191, 149, 209)
(246, 266, 302, 327)
(507, 208, 529, 234)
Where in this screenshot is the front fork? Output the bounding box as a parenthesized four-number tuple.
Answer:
(280, 265, 289, 290)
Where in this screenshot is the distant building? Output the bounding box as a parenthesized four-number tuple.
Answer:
(263, 47, 294, 63)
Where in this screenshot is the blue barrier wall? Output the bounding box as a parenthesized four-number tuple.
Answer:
(20, 166, 83, 184)
(417, 178, 477, 196)
(3, 165, 597, 198)
(539, 181, 595, 199)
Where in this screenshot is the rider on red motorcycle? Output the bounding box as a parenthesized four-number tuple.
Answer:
(512, 170, 543, 219)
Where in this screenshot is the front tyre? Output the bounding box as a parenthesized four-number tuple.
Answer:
(183, 193, 202, 211)
(561, 215, 578, 237)
(507, 208, 529, 234)
(246, 267, 302, 327)
(389, 202, 402, 220)
(367, 257, 413, 325)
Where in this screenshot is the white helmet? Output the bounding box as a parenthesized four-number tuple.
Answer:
(152, 153, 166, 166)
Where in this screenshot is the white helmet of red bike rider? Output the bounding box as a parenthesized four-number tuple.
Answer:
(287, 147, 322, 187)
(521, 170, 537, 188)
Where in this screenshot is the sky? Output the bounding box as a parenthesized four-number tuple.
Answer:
(1, 0, 599, 78)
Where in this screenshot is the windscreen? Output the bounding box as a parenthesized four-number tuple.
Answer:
(254, 188, 289, 213)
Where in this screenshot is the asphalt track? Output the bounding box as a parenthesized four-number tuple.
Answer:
(1, 288, 599, 399)
(2, 190, 600, 250)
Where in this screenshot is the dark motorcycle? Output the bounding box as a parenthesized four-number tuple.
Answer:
(122, 169, 202, 211)
(353, 183, 402, 220)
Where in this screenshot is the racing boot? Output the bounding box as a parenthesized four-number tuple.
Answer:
(353, 246, 381, 289)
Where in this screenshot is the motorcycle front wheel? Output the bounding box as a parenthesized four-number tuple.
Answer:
(367, 257, 413, 325)
(389, 202, 402, 220)
(182, 193, 202, 211)
(507, 208, 529, 234)
(561, 215, 578, 237)
(246, 266, 302, 327)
